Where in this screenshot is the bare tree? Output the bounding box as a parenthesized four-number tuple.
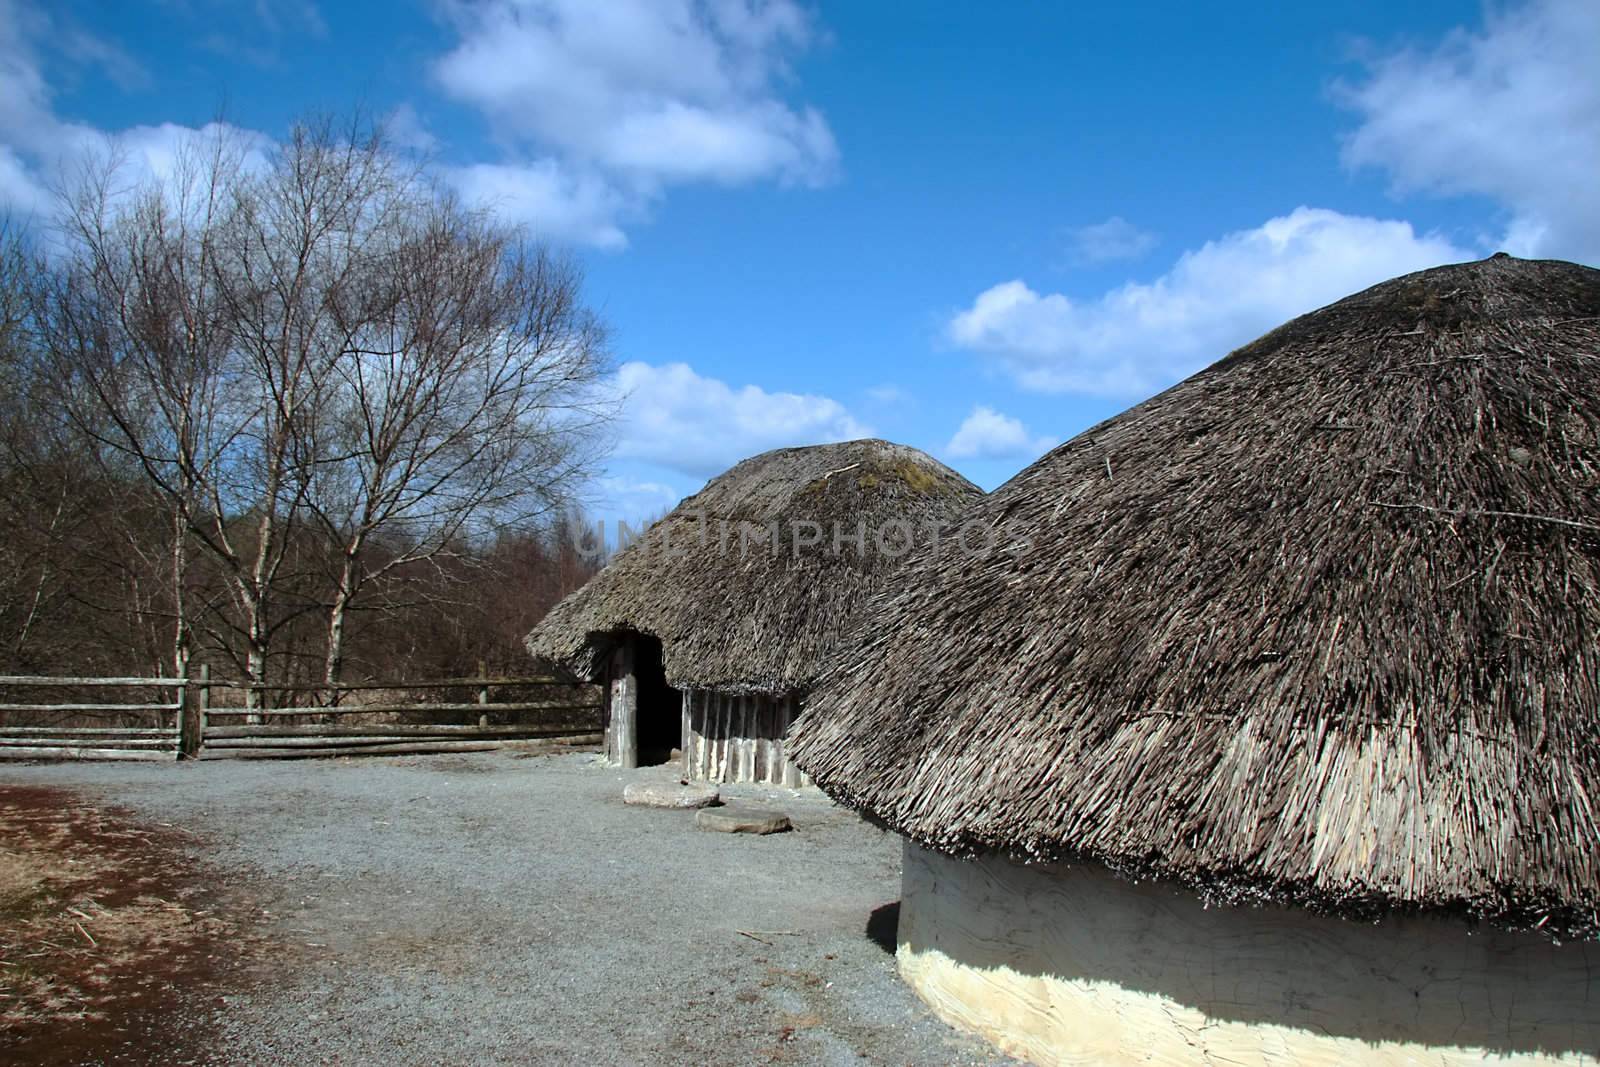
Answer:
(198, 120, 415, 697)
(309, 197, 609, 685)
(0, 217, 61, 665)
(36, 129, 260, 684)
(0, 220, 172, 675)
(33, 116, 613, 693)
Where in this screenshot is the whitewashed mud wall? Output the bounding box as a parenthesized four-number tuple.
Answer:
(897, 842, 1600, 1067)
(681, 690, 810, 786)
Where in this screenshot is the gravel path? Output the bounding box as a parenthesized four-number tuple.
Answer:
(3, 752, 1007, 1066)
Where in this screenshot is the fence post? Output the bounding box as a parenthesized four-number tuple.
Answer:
(198, 664, 209, 757)
(177, 664, 206, 760)
(477, 660, 489, 727)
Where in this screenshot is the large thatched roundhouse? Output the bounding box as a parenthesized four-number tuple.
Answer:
(527, 438, 982, 785)
(789, 255, 1600, 1065)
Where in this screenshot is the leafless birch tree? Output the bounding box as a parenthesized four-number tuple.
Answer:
(32, 117, 612, 693)
(310, 200, 608, 685)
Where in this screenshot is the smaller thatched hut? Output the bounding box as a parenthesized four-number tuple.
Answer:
(790, 255, 1600, 1066)
(527, 439, 982, 785)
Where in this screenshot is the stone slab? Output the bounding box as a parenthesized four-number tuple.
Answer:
(622, 781, 721, 809)
(695, 804, 792, 835)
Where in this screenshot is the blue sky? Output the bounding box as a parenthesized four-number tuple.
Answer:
(3, 0, 1596, 519)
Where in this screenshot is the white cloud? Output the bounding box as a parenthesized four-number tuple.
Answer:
(612, 361, 870, 478)
(0, 3, 272, 219)
(1065, 216, 1157, 264)
(1, 0, 837, 250)
(945, 406, 1057, 461)
(949, 207, 1471, 396)
(383, 103, 437, 154)
(592, 475, 686, 525)
(1337, 0, 1600, 264)
(0, 0, 64, 154)
(434, 0, 833, 186)
(448, 161, 631, 249)
(431, 0, 837, 246)
(0, 145, 49, 216)
(865, 383, 909, 405)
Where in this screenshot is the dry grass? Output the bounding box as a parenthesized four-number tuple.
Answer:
(0, 786, 250, 1063)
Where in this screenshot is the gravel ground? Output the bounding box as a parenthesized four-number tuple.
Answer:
(2, 752, 1008, 1066)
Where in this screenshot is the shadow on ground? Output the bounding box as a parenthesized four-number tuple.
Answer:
(865, 901, 899, 956)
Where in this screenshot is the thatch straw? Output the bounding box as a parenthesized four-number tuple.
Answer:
(789, 254, 1600, 940)
(525, 439, 983, 694)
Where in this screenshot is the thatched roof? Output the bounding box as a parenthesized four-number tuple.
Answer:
(789, 254, 1600, 940)
(526, 439, 982, 694)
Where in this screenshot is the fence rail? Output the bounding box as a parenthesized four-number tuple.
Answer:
(202, 702, 597, 717)
(0, 669, 602, 761)
(215, 675, 568, 691)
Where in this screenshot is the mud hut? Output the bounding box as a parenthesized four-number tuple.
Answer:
(527, 439, 981, 785)
(789, 255, 1600, 1065)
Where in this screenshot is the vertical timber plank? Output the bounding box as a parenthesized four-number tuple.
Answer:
(690, 690, 703, 780)
(795, 696, 812, 787)
(606, 640, 639, 769)
(734, 694, 747, 782)
(718, 693, 730, 782)
(780, 695, 801, 788)
(680, 690, 692, 778)
(763, 696, 778, 784)
(719, 692, 731, 781)
(619, 640, 638, 770)
(694, 691, 708, 781)
(756, 696, 766, 783)
(742, 699, 757, 783)
(735, 693, 747, 782)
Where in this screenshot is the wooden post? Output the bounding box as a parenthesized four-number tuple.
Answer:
(680, 690, 692, 778)
(174, 676, 188, 760)
(607, 640, 638, 769)
(177, 664, 206, 760)
(477, 660, 490, 727)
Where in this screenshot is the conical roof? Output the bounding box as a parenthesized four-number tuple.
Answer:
(526, 439, 983, 694)
(789, 255, 1600, 939)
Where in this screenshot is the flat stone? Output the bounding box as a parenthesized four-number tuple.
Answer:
(622, 781, 721, 809)
(695, 804, 792, 835)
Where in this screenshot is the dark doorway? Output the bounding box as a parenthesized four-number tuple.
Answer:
(633, 634, 681, 766)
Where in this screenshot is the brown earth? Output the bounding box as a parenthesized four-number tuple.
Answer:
(0, 785, 254, 1065)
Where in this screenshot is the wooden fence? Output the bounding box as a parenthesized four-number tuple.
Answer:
(0, 676, 186, 760)
(0, 670, 602, 761)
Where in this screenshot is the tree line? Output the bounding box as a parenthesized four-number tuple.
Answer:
(0, 118, 612, 694)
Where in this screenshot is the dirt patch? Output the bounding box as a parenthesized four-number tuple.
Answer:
(0, 785, 254, 1065)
